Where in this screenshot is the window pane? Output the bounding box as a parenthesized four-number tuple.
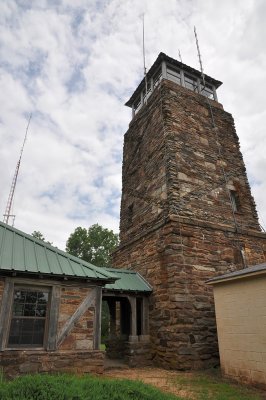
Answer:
(13, 303, 24, 316)
(32, 320, 46, 344)
(185, 75, 198, 91)
(14, 290, 26, 303)
(8, 288, 49, 347)
(24, 303, 36, 316)
(25, 291, 38, 303)
(134, 98, 141, 113)
(8, 318, 45, 347)
(36, 304, 47, 317)
(153, 69, 162, 88)
(166, 67, 181, 84)
(201, 84, 214, 99)
(38, 292, 48, 303)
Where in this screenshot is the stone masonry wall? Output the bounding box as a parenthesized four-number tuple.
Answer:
(58, 285, 95, 351)
(113, 219, 266, 370)
(0, 350, 104, 379)
(120, 86, 169, 243)
(162, 79, 260, 231)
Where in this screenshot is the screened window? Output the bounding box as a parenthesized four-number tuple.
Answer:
(153, 68, 162, 88)
(201, 84, 214, 100)
(134, 97, 142, 114)
(184, 74, 198, 92)
(166, 66, 181, 85)
(143, 81, 152, 104)
(8, 288, 49, 348)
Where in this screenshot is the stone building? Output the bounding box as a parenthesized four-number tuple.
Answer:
(112, 52, 266, 370)
(0, 221, 151, 377)
(0, 221, 112, 377)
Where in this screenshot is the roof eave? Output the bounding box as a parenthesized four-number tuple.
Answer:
(0, 269, 118, 284)
(103, 288, 152, 294)
(207, 269, 266, 285)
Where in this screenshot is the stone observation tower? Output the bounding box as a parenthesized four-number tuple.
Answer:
(112, 53, 266, 369)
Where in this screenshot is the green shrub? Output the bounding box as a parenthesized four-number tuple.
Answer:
(0, 374, 179, 400)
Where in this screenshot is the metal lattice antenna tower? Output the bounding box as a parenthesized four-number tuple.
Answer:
(3, 114, 32, 226)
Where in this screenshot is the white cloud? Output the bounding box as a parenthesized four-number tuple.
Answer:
(0, 0, 265, 251)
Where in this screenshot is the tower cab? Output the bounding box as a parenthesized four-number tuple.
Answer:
(125, 52, 222, 118)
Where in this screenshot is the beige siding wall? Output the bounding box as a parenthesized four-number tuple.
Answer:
(213, 275, 266, 387)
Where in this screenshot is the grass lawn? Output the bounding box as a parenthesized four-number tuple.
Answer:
(169, 369, 262, 400)
(0, 370, 264, 400)
(0, 373, 179, 400)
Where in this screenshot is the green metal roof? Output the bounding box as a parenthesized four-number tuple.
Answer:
(0, 222, 116, 283)
(103, 267, 152, 293)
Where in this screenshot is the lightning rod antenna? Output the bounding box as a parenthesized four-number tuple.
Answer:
(178, 49, 183, 63)
(3, 114, 32, 226)
(194, 26, 206, 88)
(142, 13, 148, 103)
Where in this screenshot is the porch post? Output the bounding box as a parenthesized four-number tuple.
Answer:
(139, 296, 150, 342)
(128, 296, 138, 342)
(94, 286, 102, 350)
(108, 299, 117, 338)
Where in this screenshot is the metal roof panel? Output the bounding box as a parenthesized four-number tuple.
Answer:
(0, 221, 116, 282)
(104, 268, 152, 293)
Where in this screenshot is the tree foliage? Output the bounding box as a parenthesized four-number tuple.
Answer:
(31, 230, 53, 246)
(66, 224, 119, 267)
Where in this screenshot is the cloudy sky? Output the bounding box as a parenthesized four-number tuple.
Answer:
(0, 0, 265, 250)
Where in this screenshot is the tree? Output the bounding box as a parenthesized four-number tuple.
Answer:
(66, 224, 119, 267)
(66, 224, 119, 341)
(31, 231, 53, 246)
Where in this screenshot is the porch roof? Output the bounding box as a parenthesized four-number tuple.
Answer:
(103, 267, 152, 293)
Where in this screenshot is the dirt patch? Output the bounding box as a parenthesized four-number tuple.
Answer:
(104, 366, 266, 400)
(104, 367, 194, 399)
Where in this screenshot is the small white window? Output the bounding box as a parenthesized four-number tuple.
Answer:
(134, 97, 142, 114)
(184, 74, 198, 92)
(153, 68, 162, 88)
(201, 84, 214, 100)
(166, 66, 181, 85)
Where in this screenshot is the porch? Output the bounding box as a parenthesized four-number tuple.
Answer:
(102, 268, 152, 367)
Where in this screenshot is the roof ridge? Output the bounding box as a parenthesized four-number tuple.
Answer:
(105, 267, 137, 274)
(135, 271, 153, 290)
